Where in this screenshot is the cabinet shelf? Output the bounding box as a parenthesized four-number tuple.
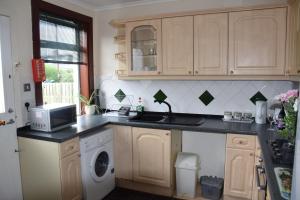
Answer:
(132, 39, 156, 43)
(114, 35, 125, 43)
(115, 52, 126, 61)
(133, 54, 157, 57)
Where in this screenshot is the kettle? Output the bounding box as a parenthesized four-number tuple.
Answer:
(255, 100, 267, 124)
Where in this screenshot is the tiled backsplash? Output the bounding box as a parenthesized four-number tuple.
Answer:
(99, 77, 294, 115)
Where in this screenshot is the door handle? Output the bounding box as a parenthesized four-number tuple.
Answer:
(0, 119, 15, 126)
(256, 165, 266, 190)
(7, 119, 15, 124)
(0, 120, 6, 126)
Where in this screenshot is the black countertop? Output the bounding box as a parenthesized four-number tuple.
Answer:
(17, 113, 289, 200)
(18, 114, 260, 142)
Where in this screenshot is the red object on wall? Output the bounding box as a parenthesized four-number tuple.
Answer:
(32, 59, 46, 82)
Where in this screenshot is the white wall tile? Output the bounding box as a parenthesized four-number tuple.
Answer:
(99, 77, 294, 115)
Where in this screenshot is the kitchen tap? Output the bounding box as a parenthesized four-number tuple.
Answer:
(154, 100, 172, 116)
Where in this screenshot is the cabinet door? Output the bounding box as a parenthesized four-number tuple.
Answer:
(60, 153, 82, 200)
(132, 127, 171, 187)
(296, 0, 300, 74)
(126, 19, 162, 76)
(194, 13, 228, 75)
(252, 138, 266, 200)
(162, 16, 194, 75)
(113, 125, 133, 180)
(228, 8, 286, 75)
(224, 148, 255, 199)
(252, 150, 266, 200)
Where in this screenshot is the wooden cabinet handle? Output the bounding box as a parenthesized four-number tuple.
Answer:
(68, 145, 74, 151)
(78, 154, 81, 158)
(297, 70, 300, 74)
(195, 71, 198, 74)
(166, 133, 169, 136)
(157, 71, 161, 75)
(250, 153, 254, 156)
(188, 71, 192, 75)
(230, 70, 234, 75)
(239, 141, 243, 144)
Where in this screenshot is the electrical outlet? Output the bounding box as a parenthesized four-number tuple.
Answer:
(23, 83, 31, 92)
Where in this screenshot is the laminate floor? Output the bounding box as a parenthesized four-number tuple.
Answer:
(103, 188, 179, 200)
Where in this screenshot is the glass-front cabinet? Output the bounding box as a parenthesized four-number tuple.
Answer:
(126, 19, 162, 75)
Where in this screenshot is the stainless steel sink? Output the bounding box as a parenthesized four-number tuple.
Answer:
(129, 113, 205, 126)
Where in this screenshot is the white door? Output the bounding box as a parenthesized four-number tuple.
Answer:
(0, 15, 23, 200)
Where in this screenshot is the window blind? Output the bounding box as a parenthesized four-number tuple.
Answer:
(39, 13, 86, 64)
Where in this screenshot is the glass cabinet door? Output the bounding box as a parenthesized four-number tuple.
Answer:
(126, 20, 162, 75)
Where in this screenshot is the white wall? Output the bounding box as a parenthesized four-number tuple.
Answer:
(292, 101, 300, 200)
(0, 0, 96, 127)
(0, 0, 34, 127)
(100, 79, 293, 115)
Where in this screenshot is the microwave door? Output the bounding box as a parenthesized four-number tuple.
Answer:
(50, 107, 76, 131)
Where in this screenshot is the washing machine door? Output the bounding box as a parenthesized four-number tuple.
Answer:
(90, 146, 111, 182)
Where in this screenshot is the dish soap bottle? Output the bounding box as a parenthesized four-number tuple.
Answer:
(136, 97, 144, 113)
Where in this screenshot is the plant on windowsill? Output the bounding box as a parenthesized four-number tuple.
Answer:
(278, 89, 299, 144)
(80, 90, 98, 115)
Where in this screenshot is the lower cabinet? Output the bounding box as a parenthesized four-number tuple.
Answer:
(113, 125, 133, 180)
(60, 153, 82, 200)
(132, 127, 171, 187)
(266, 187, 271, 200)
(224, 148, 255, 199)
(113, 126, 182, 196)
(18, 137, 82, 200)
(224, 134, 261, 200)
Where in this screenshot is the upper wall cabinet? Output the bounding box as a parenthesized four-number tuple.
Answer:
(114, 5, 289, 79)
(287, 0, 300, 75)
(162, 16, 194, 75)
(194, 13, 228, 75)
(228, 8, 287, 75)
(126, 19, 162, 75)
(296, 1, 300, 73)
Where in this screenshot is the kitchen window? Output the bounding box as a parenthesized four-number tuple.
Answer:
(31, 0, 94, 114)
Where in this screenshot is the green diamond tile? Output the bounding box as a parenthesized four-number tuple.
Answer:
(114, 89, 126, 102)
(153, 90, 167, 103)
(199, 90, 214, 106)
(250, 91, 267, 105)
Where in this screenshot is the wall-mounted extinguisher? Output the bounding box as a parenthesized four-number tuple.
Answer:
(32, 58, 46, 82)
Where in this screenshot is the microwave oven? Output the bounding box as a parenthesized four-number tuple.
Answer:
(30, 104, 77, 132)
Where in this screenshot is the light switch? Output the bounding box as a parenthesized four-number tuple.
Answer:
(24, 83, 31, 92)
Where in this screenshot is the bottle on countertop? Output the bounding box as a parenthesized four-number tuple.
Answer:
(136, 97, 144, 113)
(277, 105, 285, 130)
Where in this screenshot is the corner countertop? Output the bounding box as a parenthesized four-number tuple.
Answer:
(17, 113, 288, 200)
(17, 114, 260, 143)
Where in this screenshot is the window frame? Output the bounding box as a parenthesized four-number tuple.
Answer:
(31, 0, 94, 106)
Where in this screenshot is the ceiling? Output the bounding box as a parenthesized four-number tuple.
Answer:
(65, 0, 177, 11)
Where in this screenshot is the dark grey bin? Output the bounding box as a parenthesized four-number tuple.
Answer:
(200, 176, 224, 200)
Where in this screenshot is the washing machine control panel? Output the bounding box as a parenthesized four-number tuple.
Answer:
(81, 129, 113, 151)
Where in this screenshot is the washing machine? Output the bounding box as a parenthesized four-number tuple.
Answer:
(80, 128, 115, 200)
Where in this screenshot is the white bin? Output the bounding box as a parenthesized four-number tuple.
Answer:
(175, 152, 199, 198)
